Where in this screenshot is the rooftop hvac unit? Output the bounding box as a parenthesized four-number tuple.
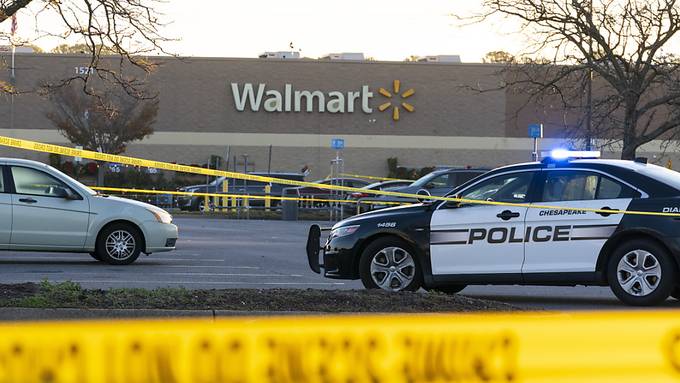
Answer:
(258, 51, 300, 59)
(0, 45, 34, 53)
(417, 55, 461, 63)
(320, 52, 365, 61)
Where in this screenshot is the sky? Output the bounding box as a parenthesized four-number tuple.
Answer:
(2, 0, 528, 62)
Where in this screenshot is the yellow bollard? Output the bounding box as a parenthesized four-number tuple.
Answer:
(203, 193, 210, 213)
(231, 196, 237, 212)
(221, 180, 228, 213)
(244, 195, 250, 209)
(264, 185, 272, 211)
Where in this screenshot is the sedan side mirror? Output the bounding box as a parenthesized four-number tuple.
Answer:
(425, 182, 436, 189)
(416, 189, 434, 204)
(54, 186, 80, 200)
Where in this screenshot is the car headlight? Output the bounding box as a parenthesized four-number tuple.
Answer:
(330, 225, 360, 238)
(147, 208, 173, 224)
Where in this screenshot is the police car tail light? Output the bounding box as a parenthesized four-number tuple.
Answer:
(542, 149, 601, 160)
(331, 225, 360, 238)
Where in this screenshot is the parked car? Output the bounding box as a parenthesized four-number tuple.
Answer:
(368, 168, 489, 206)
(343, 179, 414, 215)
(177, 172, 306, 211)
(0, 158, 178, 265)
(287, 177, 372, 208)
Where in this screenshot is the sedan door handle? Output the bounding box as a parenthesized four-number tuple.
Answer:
(597, 206, 619, 217)
(496, 210, 520, 220)
(18, 198, 37, 204)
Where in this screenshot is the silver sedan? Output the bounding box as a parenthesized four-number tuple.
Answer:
(0, 158, 178, 265)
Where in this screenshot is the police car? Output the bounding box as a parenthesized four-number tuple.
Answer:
(306, 150, 680, 306)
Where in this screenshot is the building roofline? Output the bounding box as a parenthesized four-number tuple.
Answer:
(0, 52, 507, 68)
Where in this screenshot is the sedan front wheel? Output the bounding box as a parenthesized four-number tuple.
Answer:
(95, 223, 143, 265)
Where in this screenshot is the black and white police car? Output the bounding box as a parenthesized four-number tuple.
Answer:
(307, 150, 680, 306)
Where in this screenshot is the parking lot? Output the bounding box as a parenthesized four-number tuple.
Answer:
(2, 216, 675, 310)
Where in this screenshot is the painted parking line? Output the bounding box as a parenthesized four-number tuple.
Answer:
(103, 272, 304, 277)
(0, 256, 230, 263)
(4, 272, 304, 277)
(28, 279, 346, 286)
(134, 265, 261, 269)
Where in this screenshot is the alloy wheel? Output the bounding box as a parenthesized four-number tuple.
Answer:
(369, 246, 416, 291)
(105, 230, 136, 260)
(617, 249, 662, 297)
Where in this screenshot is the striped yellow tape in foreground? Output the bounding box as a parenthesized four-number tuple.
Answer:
(1, 311, 680, 383)
(91, 186, 406, 206)
(2, 135, 680, 217)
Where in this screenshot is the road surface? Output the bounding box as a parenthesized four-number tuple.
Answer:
(1, 217, 678, 310)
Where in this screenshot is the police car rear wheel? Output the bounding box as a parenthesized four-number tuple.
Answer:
(359, 237, 422, 292)
(607, 239, 675, 306)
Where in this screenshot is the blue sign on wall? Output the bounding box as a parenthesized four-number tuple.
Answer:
(528, 124, 543, 139)
(331, 138, 345, 150)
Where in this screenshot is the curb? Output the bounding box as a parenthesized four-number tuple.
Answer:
(0, 307, 324, 321)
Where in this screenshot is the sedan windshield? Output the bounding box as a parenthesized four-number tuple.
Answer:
(410, 173, 438, 187)
(47, 165, 97, 195)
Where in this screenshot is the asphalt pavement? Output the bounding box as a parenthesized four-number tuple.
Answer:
(1, 216, 679, 311)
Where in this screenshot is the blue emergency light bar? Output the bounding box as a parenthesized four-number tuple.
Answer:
(541, 149, 601, 160)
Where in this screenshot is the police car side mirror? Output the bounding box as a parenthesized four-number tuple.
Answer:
(443, 194, 462, 209)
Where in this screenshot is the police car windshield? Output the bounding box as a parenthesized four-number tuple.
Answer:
(637, 164, 680, 191)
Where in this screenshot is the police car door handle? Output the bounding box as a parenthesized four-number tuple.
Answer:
(496, 210, 520, 220)
(597, 206, 618, 217)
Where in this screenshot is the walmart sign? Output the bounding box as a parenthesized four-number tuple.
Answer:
(230, 80, 415, 121)
(230, 83, 373, 114)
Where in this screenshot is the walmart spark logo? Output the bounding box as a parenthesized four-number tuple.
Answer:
(378, 80, 415, 121)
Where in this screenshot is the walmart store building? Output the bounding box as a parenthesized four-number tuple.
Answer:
(0, 53, 674, 179)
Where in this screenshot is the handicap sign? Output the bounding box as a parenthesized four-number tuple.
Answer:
(528, 124, 543, 139)
(331, 138, 345, 150)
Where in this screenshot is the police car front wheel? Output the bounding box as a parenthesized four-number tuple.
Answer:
(607, 239, 676, 306)
(359, 237, 422, 292)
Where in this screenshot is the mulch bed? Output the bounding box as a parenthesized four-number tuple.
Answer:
(0, 282, 517, 313)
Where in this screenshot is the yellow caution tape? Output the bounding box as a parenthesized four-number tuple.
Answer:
(1, 311, 680, 382)
(339, 173, 411, 182)
(91, 186, 406, 206)
(1, 135, 680, 217)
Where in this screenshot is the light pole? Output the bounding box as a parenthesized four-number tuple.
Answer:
(585, 0, 594, 151)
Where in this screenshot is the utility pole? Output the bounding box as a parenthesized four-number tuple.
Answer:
(9, 16, 16, 134)
(585, 0, 593, 151)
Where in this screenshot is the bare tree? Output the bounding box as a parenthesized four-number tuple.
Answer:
(51, 43, 115, 55)
(46, 83, 157, 183)
(471, 0, 680, 159)
(0, 0, 173, 97)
